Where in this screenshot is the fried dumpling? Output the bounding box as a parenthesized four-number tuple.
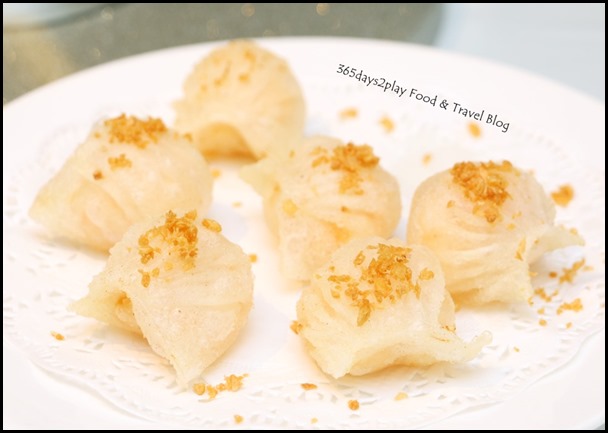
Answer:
(29, 114, 213, 251)
(296, 237, 491, 378)
(70, 210, 253, 386)
(241, 136, 401, 281)
(174, 39, 305, 159)
(407, 161, 584, 304)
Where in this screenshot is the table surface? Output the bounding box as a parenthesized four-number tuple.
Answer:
(3, 3, 605, 429)
(3, 4, 605, 104)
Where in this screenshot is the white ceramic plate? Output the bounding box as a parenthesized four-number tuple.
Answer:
(3, 38, 605, 429)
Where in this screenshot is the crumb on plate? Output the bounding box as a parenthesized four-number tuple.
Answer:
(379, 116, 394, 133)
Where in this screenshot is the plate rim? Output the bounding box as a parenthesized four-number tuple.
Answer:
(3, 36, 606, 429)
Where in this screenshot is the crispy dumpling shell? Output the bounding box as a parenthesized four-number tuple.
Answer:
(407, 161, 583, 304)
(30, 115, 213, 251)
(71, 210, 253, 386)
(296, 237, 491, 378)
(174, 40, 305, 159)
(241, 135, 401, 281)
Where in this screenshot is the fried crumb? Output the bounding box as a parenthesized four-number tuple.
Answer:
(104, 114, 167, 148)
(558, 259, 585, 284)
(232, 201, 242, 208)
(566, 322, 573, 329)
(290, 320, 303, 335)
(394, 392, 408, 401)
(506, 223, 516, 230)
(529, 271, 538, 277)
(50, 331, 64, 341)
(249, 254, 258, 263)
(534, 287, 558, 303)
(339, 107, 358, 120)
(514, 346, 520, 352)
(202, 218, 222, 233)
(422, 153, 432, 165)
(225, 374, 247, 391)
(197, 374, 248, 400)
(311, 418, 318, 424)
(93, 170, 103, 180)
(557, 298, 583, 315)
(418, 268, 434, 281)
(442, 324, 456, 332)
(108, 153, 132, 170)
(515, 239, 526, 261)
(206, 386, 219, 399)
(331, 244, 420, 326)
(446, 200, 455, 208)
(282, 199, 298, 216)
(311, 143, 379, 195)
(537, 307, 545, 315)
(301, 383, 318, 391)
(193, 383, 206, 395)
(211, 168, 221, 178)
(353, 251, 366, 266)
(549, 271, 558, 278)
(468, 122, 482, 138)
(138, 210, 198, 271)
(138, 269, 151, 288)
(348, 399, 360, 410)
(379, 116, 394, 133)
(451, 161, 516, 223)
(539, 318, 547, 327)
(551, 184, 574, 207)
(234, 415, 244, 424)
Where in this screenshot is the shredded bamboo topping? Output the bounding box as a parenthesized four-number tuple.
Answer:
(104, 114, 167, 148)
(450, 161, 517, 223)
(328, 244, 432, 326)
(137, 211, 198, 287)
(311, 143, 379, 194)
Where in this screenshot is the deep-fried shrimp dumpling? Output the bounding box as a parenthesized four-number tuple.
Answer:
(174, 40, 305, 159)
(296, 237, 491, 378)
(407, 161, 584, 304)
(70, 210, 253, 386)
(241, 136, 401, 281)
(30, 115, 213, 251)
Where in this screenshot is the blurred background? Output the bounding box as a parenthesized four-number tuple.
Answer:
(3, 3, 605, 105)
